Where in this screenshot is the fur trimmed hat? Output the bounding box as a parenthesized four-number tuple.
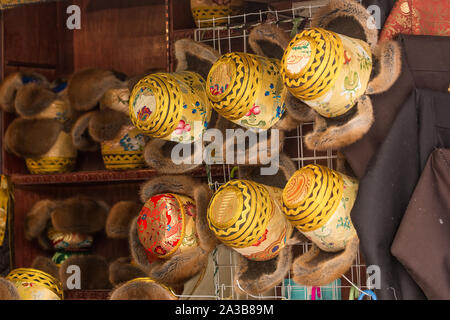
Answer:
(24, 197, 111, 290)
(0, 277, 21, 300)
(1, 72, 77, 162)
(253, 0, 401, 151)
(0, 72, 49, 113)
(69, 69, 130, 152)
(227, 153, 298, 296)
(128, 175, 218, 287)
(143, 36, 301, 174)
(109, 277, 179, 300)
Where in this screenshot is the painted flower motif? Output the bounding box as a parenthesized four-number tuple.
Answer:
(209, 84, 228, 96)
(184, 201, 196, 217)
(174, 120, 191, 135)
(137, 106, 152, 121)
(252, 229, 268, 247)
(245, 104, 261, 116)
(154, 246, 167, 256)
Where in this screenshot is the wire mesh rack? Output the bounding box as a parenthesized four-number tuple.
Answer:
(192, 0, 371, 301)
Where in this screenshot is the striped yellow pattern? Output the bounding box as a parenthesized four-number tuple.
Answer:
(281, 28, 344, 101)
(207, 180, 272, 248)
(6, 268, 64, 300)
(282, 165, 343, 232)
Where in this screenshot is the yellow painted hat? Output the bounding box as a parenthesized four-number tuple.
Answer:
(190, 0, 244, 27)
(207, 179, 292, 261)
(101, 125, 149, 170)
(25, 99, 77, 174)
(129, 71, 211, 143)
(207, 52, 286, 130)
(281, 28, 372, 118)
(137, 193, 199, 260)
(6, 268, 64, 300)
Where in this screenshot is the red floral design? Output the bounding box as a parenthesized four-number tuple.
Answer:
(252, 229, 268, 247)
(174, 120, 191, 135)
(245, 104, 261, 117)
(380, 0, 450, 41)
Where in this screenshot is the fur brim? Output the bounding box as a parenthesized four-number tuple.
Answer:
(100, 88, 130, 114)
(60, 255, 111, 290)
(0, 72, 48, 113)
(71, 111, 100, 151)
(366, 40, 402, 95)
(174, 38, 221, 80)
(143, 139, 203, 174)
(109, 278, 178, 300)
(67, 68, 125, 112)
(311, 0, 378, 50)
(51, 197, 108, 234)
(108, 257, 148, 286)
(4, 118, 63, 158)
(304, 95, 374, 151)
(291, 233, 359, 286)
(234, 244, 293, 296)
(31, 256, 60, 280)
(0, 278, 21, 300)
(238, 153, 297, 189)
(284, 92, 317, 122)
(106, 201, 142, 239)
(24, 199, 59, 241)
(249, 24, 290, 60)
(88, 109, 130, 143)
(15, 83, 57, 118)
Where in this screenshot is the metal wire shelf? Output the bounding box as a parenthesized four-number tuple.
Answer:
(193, 0, 370, 301)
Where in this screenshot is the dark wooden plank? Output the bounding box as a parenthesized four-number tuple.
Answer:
(3, 2, 59, 68)
(71, 0, 167, 76)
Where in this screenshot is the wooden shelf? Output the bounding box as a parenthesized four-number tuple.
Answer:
(10, 165, 226, 185)
(64, 290, 111, 300)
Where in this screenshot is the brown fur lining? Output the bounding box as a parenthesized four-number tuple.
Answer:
(31, 256, 60, 280)
(51, 197, 108, 234)
(311, 0, 378, 50)
(366, 40, 402, 95)
(175, 39, 221, 79)
(108, 257, 148, 286)
(292, 234, 359, 286)
(67, 68, 125, 112)
(71, 111, 100, 151)
(304, 95, 374, 150)
(284, 92, 317, 122)
(109, 278, 178, 300)
(100, 87, 130, 114)
(24, 199, 58, 241)
(15, 83, 57, 118)
(106, 201, 142, 239)
(5, 118, 63, 158)
(131, 176, 217, 286)
(0, 277, 21, 300)
(234, 245, 292, 296)
(249, 24, 290, 60)
(88, 109, 130, 143)
(0, 72, 48, 113)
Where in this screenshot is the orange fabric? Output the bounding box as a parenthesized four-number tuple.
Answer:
(380, 0, 450, 41)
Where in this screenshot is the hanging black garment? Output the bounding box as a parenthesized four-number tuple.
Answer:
(351, 88, 450, 300)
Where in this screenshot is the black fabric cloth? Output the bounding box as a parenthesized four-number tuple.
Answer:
(351, 88, 450, 300)
(391, 148, 450, 300)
